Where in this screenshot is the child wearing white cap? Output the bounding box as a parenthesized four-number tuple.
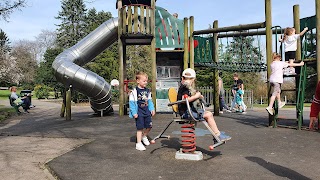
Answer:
(177, 68, 231, 142)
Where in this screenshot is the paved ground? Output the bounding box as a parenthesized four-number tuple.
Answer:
(0, 99, 320, 180)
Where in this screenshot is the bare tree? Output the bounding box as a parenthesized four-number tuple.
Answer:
(0, 0, 27, 21)
(10, 40, 38, 84)
(35, 29, 57, 62)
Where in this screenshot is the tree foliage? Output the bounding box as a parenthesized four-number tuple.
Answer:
(83, 8, 118, 83)
(196, 34, 266, 102)
(35, 47, 63, 86)
(0, 29, 11, 53)
(10, 40, 38, 85)
(0, 0, 26, 21)
(55, 0, 87, 48)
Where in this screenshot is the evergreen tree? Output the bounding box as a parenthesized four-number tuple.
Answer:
(55, 0, 87, 48)
(225, 36, 262, 64)
(0, 29, 12, 85)
(0, 29, 11, 53)
(84, 8, 118, 83)
(85, 43, 119, 83)
(35, 48, 63, 86)
(84, 8, 112, 35)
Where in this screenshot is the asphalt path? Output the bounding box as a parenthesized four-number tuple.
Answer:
(0, 99, 319, 180)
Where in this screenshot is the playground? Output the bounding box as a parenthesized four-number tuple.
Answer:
(0, 100, 319, 179)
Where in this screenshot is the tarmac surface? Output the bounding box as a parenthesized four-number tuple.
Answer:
(0, 99, 320, 180)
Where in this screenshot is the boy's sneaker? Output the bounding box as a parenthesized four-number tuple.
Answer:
(219, 133, 232, 142)
(136, 142, 146, 151)
(266, 107, 273, 115)
(226, 109, 232, 113)
(278, 102, 286, 109)
(219, 111, 224, 114)
(142, 136, 150, 146)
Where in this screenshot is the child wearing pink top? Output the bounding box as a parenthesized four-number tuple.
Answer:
(266, 53, 304, 115)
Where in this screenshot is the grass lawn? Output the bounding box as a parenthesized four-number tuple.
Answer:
(0, 89, 12, 100)
(0, 105, 17, 123)
(0, 89, 34, 100)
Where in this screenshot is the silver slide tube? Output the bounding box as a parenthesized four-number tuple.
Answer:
(52, 18, 118, 114)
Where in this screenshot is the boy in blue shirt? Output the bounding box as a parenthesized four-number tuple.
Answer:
(235, 83, 245, 113)
(129, 72, 155, 151)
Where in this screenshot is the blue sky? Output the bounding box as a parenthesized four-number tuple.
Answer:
(0, 0, 316, 42)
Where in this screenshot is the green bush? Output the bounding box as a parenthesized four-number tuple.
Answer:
(21, 83, 35, 91)
(112, 88, 120, 103)
(34, 84, 53, 99)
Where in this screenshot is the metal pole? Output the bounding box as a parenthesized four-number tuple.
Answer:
(213, 20, 219, 116)
(193, 22, 265, 35)
(265, 0, 273, 126)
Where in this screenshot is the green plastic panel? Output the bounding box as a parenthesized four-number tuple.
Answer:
(300, 15, 316, 30)
(155, 6, 184, 49)
(194, 36, 213, 63)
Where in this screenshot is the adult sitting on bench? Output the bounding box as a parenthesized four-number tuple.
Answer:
(9, 86, 31, 113)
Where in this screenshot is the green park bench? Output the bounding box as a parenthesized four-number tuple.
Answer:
(8, 95, 26, 115)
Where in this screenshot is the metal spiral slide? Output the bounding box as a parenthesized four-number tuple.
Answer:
(52, 18, 118, 114)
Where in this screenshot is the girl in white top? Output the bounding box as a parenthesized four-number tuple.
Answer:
(266, 53, 304, 115)
(280, 27, 308, 74)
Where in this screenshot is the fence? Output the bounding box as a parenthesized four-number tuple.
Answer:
(198, 86, 254, 109)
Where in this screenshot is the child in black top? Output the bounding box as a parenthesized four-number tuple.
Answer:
(177, 68, 231, 142)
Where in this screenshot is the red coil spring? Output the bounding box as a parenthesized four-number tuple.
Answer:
(180, 123, 196, 153)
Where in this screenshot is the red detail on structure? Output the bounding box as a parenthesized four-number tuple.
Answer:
(158, 28, 162, 40)
(162, 19, 168, 37)
(188, 40, 199, 50)
(180, 123, 196, 153)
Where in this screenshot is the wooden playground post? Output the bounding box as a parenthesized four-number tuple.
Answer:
(190, 16, 195, 69)
(60, 88, 66, 117)
(193, 22, 265, 35)
(317, 0, 320, 81)
(66, 86, 71, 121)
(118, 0, 125, 116)
(151, 0, 157, 109)
(293, 4, 301, 122)
(293, 5, 301, 61)
(184, 17, 189, 69)
(213, 20, 220, 116)
(265, 0, 273, 126)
